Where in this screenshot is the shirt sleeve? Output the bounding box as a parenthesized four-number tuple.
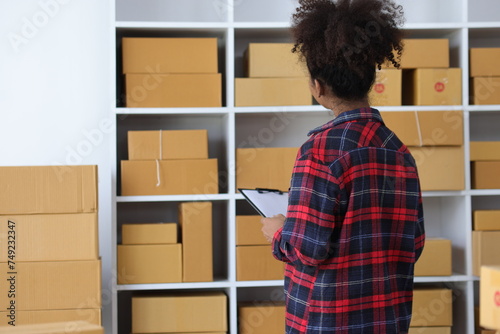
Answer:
(414, 194, 425, 261)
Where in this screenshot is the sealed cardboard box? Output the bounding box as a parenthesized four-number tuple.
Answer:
(401, 39, 450, 69)
(117, 244, 182, 284)
(122, 223, 177, 245)
(473, 231, 500, 276)
(408, 327, 451, 334)
(480, 266, 500, 330)
(403, 68, 462, 106)
(0, 309, 101, 327)
(236, 245, 284, 281)
(236, 147, 297, 192)
(471, 77, 500, 105)
(414, 238, 452, 276)
(239, 302, 285, 334)
(245, 43, 308, 78)
(470, 48, 500, 77)
(236, 215, 269, 246)
(470, 142, 500, 161)
(410, 288, 453, 327)
(132, 292, 227, 333)
(472, 161, 500, 189)
(125, 73, 221, 108)
(0, 165, 97, 215)
(368, 69, 402, 106)
(121, 159, 218, 196)
(235, 78, 312, 107)
(179, 202, 213, 282)
(474, 211, 500, 231)
(0, 321, 103, 334)
(122, 37, 218, 74)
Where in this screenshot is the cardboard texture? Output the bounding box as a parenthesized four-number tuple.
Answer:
(236, 215, 270, 246)
(125, 73, 222, 108)
(239, 302, 286, 334)
(127, 130, 208, 161)
(0, 260, 101, 311)
(409, 146, 465, 191)
(131, 292, 227, 333)
(403, 68, 462, 106)
(410, 288, 453, 327)
(235, 78, 312, 107)
(178, 202, 213, 282)
(381, 110, 463, 147)
(414, 238, 452, 276)
(472, 161, 500, 189)
(122, 223, 177, 245)
(480, 266, 500, 330)
(0, 321, 103, 334)
(368, 69, 402, 106)
(470, 48, 500, 77)
(117, 244, 182, 284)
(122, 37, 218, 74)
(236, 147, 297, 192)
(471, 77, 500, 105)
(245, 43, 308, 78)
(400, 39, 450, 69)
(236, 245, 285, 281)
(0, 165, 97, 215)
(0, 309, 101, 327)
(474, 211, 500, 231)
(470, 142, 500, 161)
(473, 231, 500, 276)
(120, 159, 218, 196)
(408, 327, 451, 334)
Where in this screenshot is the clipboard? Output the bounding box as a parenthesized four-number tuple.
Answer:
(239, 188, 289, 217)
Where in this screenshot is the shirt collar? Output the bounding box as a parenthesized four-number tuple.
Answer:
(308, 107, 384, 136)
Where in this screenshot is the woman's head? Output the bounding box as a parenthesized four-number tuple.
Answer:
(292, 0, 404, 102)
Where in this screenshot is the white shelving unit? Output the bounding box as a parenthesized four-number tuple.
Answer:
(109, 0, 500, 333)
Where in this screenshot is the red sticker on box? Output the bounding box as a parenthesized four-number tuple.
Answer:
(495, 291, 500, 307)
(435, 82, 445, 92)
(374, 83, 385, 93)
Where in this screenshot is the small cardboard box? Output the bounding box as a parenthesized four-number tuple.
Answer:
(400, 39, 450, 69)
(408, 327, 451, 334)
(236, 245, 284, 281)
(472, 161, 500, 189)
(480, 266, 500, 330)
(0, 165, 97, 215)
(132, 292, 227, 333)
(473, 231, 500, 276)
(128, 130, 208, 160)
(403, 68, 462, 106)
(122, 223, 177, 245)
(122, 37, 218, 74)
(410, 288, 453, 327)
(368, 69, 402, 106)
(471, 77, 500, 105)
(0, 309, 101, 327)
(414, 238, 452, 276)
(179, 202, 213, 282)
(0, 321, 103, 334)
(470, 48, 500, 77)
(117, 244, 182, 284)
(474, 211, 500, 231)
(470, 142, 500, 161)
(235, 77, 312, 107)
(121, 159, 218, 196)
(236, 215, 269, 246)
(239, 302, 285, 334)
(236, 147, 297, 193)
(245, 43, 308, 78)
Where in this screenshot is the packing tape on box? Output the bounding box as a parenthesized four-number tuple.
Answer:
(414, 110, 424, 147)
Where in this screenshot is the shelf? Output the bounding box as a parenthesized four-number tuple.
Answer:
(469, 189, 500, 196)
(115, 107, 230, 115)
(116, 21, 230, 29)
(117, 194, 233, 203)
(414, 274, 472, 283)
(467, 105, 500, 112)
(468, 22, 500, 29)
(117, 280, 232, 291)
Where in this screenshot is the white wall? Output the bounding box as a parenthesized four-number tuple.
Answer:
(0, 0, 112, 331)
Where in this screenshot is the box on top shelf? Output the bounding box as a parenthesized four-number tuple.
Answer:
(245, 43, 308, 78)
(470, 48, 500, 77)
(121, 223, 177, 245)
(0, 321, 103, 334)
(472, 231, 500, 276)
(472, 161, 500, 189)
(368, 69, 402, 106)
(470, 77, 500, 105)
(470, 142, 500, 161)
(480, 266, 500, 331)
(384, 39, 450, 69)
(236, 245, 284, 281)
(0, 309, 101, 327)
(414, 238, 452, 276)
(239, 302, 285, 334)
(236, 215, 269, 246)
(410, 288, 453, 327)
(402, 68, 462, 106)
(474, 211, 500, 231)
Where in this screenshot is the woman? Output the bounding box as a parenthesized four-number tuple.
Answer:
(261, 0, 425, 333)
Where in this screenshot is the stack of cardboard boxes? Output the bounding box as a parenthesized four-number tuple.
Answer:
(470, 48, 500, 105)
(472, 210, 500, 277)
(409, 288, 454, 333)
(470, 141, 500, 190)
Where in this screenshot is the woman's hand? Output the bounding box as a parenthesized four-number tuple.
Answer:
(261, 214, 286, 243)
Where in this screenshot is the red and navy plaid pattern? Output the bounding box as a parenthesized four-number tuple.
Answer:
(273, 108, 425, 334)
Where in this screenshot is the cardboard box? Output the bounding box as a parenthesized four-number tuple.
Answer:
(0, 213, 98, 262)
(472, 161, 500, 189)
(471, 77, 500, 105)
(125, 73, 221, 108)
(122, 223, 177, 245)
(245, 43, 308, 78)
(132, 292, 227, 333)
(235, 78, 312, 107)
(368, 69, 402, 106)
(409, 146, 465, 191)
(0, 260, 101, 311)
(117, 244, 181, 284)
(178, 202, 213, 282)
(474, 211, 500, 231)
(410, 288, 453, 327)
(121, 159, 218, 196)
(122, 37, 218, 74)
(0, 309, 101, 327)
(408, 327, 451, 334)
(236, 147, 297, 193)
(0, 321, 103, 334)
(473, 231, 500, 276)
(400, 39, 450, 69)
(470, 48, 500, 77)
(236, 245, 284, 281)
(480, 266, 500, 330)
(236, 215, 269, 246)
(470, 142, 500, 161)
(414, 238, 452, 276)
(381, 110, 463, 147)
(403, 68, 462, 106)
(0, 165, 97, 215)
(239, 302, 285, 334)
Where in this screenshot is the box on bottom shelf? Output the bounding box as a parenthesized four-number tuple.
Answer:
(472, 161, 500, 189)
(239, 302, 285, 334)
(0, 308, 101, 327)
(0, 321, 103, 334)
(236, 245, 285, 281)
(410, 288, 453, 327)
(414, 238, 452, 276)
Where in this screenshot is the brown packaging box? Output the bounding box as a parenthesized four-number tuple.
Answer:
(178, 202, 213, 282)
(0, 321, 103, 334)
(403, 68, 462, 106)
(236, 245, 284, 281)
(0, 309, 101, 327)
(408, 327, 451, 334)
(239, 302, 285, 334)
(470, 142, 500, 161)
(235, 78, 312, 107)
(414, 238, 452, 276)
(474, 211, 500, 231)
(368, 69, 402, 106)
(473, 231, 500, 276)
(480, 266, 500, 331)
(236, 215, 270, 246)
(122, 223, 177, 245)
(470, 48, 500, 77)
(410, 288, 453, 327)
(472, 161, 500, 189)
(471, 77, 500, 105)
(245, 43, 308, 78)
(400, 39, 450, 69)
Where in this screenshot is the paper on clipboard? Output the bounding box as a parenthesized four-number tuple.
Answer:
(239, 188, 289, 217)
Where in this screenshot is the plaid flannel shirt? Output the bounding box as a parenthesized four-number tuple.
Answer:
(273, 108, 425, 334)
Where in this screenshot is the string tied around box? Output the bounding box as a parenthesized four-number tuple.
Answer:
(414, 110, 424, 147)
(155, 129, 163, 187)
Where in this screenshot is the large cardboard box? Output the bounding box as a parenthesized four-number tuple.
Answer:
(400, 39, 450, 69)
(474, 211, 500, 231)
(245, 43, 307, 78)
(122, 223, 177, 245)
(368, 69, 402, 106)
(125, 73, 221, 108)
(121, 159, 218, 196)
(132, 292, 227, 333)
(239, 302, 285, 334)
(236, 245, 284, 281)
(0, 309, 101, 327)
(236, 215, 269, 246)
(471, 77, 500, 105)
(235, 78, 312, 107)
(0, 260, 101, 311)
(117, 244, 182, 284)
(472, 161, 500, 189)
(470, 48, 500, 77)
(414, 238, 452, 276)
(473, 231, 500, 276)
(403, 68, 462, 106)
(128, 130, 208, 160)
(409, 146, 465, 191)
(0, 165, 97, 215)
(480, 266, 500, 330)
(178, 202, 213, 282)
(470, 142, 500, 161)
(410, 288, 453, 327)
(236, 147, 297, 193)
(408, 327, 451, 334)
(0, 321, 103, 334)
(122, 37, 218, 74)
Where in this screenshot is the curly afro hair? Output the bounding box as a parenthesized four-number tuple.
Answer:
(292, 0, 405, 101)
